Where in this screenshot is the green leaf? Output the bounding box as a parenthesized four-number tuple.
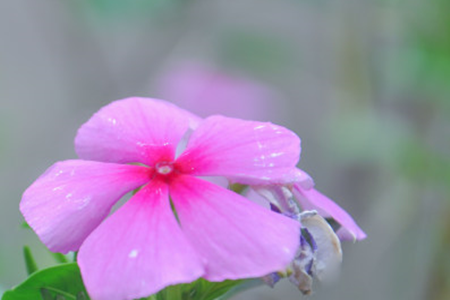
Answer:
(147, 278, 248, 300)
(23, 246, 38, 275)
(40, 289, 53, 300)
(75, 292, 88, 300)
(2, 263, 88, 300)
(196, 279, 245, 300)
(215, 279, 262, 300)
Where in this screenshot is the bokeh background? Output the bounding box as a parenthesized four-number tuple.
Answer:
(1, 0, 449, 299)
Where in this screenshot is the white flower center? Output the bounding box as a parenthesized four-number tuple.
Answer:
(156, 162, 173, 175)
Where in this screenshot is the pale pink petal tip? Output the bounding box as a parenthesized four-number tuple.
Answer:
(176, 115, 302, 185)
(78, 182, 204, 300)
(20, 160, 150, 253)
(293, 185, 366, 241)
(295, 169, 315, 190)
(170, 175, 300, 281)
(75, 97, 201, 165)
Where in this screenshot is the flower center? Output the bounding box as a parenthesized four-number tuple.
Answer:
(155, 161, 174, 175)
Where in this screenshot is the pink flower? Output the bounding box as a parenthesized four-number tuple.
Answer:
(156, 63, 282, 120)
(20, 97, 304, 300)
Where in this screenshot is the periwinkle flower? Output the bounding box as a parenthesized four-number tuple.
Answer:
(157, 63, 282, 120)
(20, 97, 306, 300)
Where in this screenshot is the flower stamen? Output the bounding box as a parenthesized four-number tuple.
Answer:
(155, 162, 174, 175)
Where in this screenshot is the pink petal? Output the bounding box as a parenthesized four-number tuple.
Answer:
(336, 227, 359, 241)
(78, 182, 204, 300)
(75, 97, 201, 166)
(176, 116, 302, 185)
(244, 188, 271, 209)
(293, 185, 367, 241)
(169, 175, 300, 281)
(20, 160, 150, 253)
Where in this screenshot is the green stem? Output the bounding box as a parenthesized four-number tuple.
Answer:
(23, 246, 38, 275)
(52, 252, 69, 264)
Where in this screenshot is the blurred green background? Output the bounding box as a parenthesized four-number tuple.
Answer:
(0, 0, 449, 299)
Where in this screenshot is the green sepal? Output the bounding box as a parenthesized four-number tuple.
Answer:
(20, 222, 31, 230)
(229, 183, 248, 194)
(2, 263, 88, 300)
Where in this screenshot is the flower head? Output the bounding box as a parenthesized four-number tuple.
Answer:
(156, 63, 282, 120)
(20, 97, 305, 300)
